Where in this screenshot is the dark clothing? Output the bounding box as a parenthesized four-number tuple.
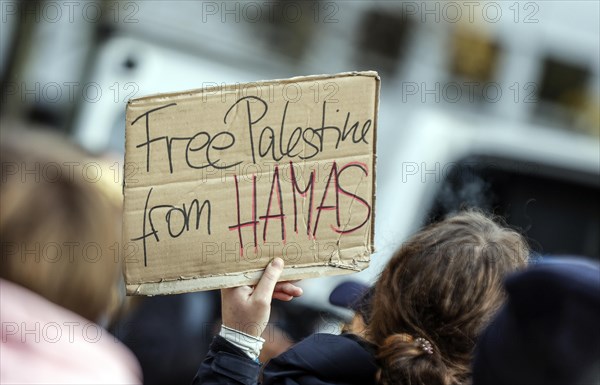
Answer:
(194, 333, 378, 385)
(112, 291, 221, 385)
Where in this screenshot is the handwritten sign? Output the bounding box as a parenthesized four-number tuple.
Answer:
(123, 72, 379, 295)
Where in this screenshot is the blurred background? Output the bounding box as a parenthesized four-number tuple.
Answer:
(1, 1, 598, 383)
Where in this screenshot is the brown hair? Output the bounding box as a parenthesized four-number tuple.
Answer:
(0, 128, 122, 322)
(368, 211, 528, 385)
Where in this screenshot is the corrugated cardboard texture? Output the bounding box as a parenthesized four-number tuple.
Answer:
(123, 71, 379, 295)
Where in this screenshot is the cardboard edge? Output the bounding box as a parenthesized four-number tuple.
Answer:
(127, 71, 380, 105)
(371, 74, 381, 255)
(122, 105, 136, 284)
(126, 263, 369, 296)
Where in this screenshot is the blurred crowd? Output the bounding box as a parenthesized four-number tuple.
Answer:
(1, 1, 599, 384)
(1, 128, 599, 384)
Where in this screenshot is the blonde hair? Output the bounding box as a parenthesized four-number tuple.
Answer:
(1, 128, 123, 321)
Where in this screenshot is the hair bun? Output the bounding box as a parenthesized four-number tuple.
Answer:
(377, 334, 452, 385)
(379, 333, 435, 361)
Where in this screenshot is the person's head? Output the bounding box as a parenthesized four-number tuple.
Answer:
(329, 281, 373, 336)
(368, 210, 529, 385)
(473, 257, 600, 385)
(0, 128, 122, 322)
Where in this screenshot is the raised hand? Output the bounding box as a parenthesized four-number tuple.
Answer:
(221, 258, 303, 337)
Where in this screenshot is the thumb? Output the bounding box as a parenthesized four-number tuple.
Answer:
(253, 258, 284, 303)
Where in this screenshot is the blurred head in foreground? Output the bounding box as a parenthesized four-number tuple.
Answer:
(0, 127, 140, 384)
(473, 257, 600, 385)
(329, 280, 373, 336)
(0, 128, 122, 322)
(368, 210, 529, 385)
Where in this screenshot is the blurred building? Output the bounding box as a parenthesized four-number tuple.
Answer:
(1, 0, 598, 304)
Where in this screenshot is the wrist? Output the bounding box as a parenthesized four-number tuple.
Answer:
(219, 324, 265, 361)
(221, 320, 265, 338)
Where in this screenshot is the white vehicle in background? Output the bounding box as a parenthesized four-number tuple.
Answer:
(70, 29, 598, 317)
(31, 1, 597, 316)
(301, 107, 599, 315)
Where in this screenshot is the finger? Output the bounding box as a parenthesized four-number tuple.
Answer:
(272, 292, 294, 301)
(221, 285, 253, 301)
(253, 258, 284, 303)
(274, 282, 303, 297)
(273, 281, 300, 291)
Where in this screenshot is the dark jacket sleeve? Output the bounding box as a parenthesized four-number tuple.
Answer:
(193, 335, 260, 385)
(261, 333, 377, 385)
(194, 333, 377, 385)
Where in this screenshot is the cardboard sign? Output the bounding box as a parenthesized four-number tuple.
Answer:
(123, 71, 379, 295)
